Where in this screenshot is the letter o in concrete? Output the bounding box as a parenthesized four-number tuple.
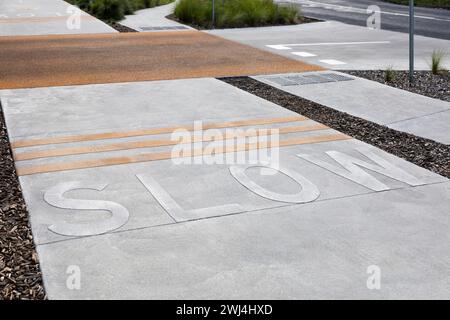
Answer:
(229, 165, 320, 203)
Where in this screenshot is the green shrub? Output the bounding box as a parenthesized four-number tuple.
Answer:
(174, 0, 211, 26)
(174, 0, 299, 29)
(70, 0, 92, 10)
(68, 0, 175, 22)
(90, 0, 124, 21)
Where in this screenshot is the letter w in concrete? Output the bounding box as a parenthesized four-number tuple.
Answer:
(297, 146, 424, 191)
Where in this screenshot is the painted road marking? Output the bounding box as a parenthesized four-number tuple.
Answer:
(319, 59, 347, 65)
(266, 45, 292, 50)
(11, 116, 308, 148)
(266, 41, 391, 50)
(16, 133, 351, 176)
(14, 124, 329, 161)
(292, 52, 317, 57)
(286, 0, 450, 22)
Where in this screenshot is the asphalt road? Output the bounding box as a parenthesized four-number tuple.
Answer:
(278, 0, 450, 40)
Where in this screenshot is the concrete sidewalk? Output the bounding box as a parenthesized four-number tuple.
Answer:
(120, 2, 193, 32)
(0, 0, 116, 36)
(254, 71, 450, 144)
(208, 21, 450, 70)
(1, 78, 449, 299)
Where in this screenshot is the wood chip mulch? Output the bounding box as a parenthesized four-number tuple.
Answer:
(0, 104, 46, 300)
(221, 76, 450, 179)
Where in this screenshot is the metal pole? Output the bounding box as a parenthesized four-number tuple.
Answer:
(409, 0, 415, 83)
(212, 0, 215, 29)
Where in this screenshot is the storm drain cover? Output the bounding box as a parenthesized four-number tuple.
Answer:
(265, 77, 298, 86)
(289, 74, 332, 84)
(321, 73, 355, 82)
(265, 73, 354, 86)
(139, 26, 189, 31)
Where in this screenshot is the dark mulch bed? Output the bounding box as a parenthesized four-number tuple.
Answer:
(109, 22, 138, 33)
(346, 70, 450, 103)
(0, 105, 46, 300)
(220, 77, 450, 179)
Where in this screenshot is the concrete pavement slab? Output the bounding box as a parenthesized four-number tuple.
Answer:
(207, 21, 450, 70)
(388, 110, 450, 144)
(4, 79, 444, 243)
(37, 181, 450, 299)
(253, 71, 450, 144)
(0, 0, 116, 36)
(2, 78, 448, 299)
(121, 2, 193, 32)
(0, 78, 302, 139)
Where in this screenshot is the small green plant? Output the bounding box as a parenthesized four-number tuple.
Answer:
(430, 49, 447, 75)
(385, 66, 396, 83)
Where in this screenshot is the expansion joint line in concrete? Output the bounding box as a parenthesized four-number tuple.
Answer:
(385, 107, 450, 126)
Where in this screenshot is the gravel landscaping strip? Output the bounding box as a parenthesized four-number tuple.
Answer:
(221, 76, 450, 179)
(109, 22, 138, 33)
(346, 71, 450, 103)
(0, 104, 46, 300)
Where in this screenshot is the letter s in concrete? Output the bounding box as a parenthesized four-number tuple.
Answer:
(44, 181, 129, 237)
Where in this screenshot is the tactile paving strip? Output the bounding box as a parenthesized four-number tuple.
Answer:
(0, 31, 323, 89)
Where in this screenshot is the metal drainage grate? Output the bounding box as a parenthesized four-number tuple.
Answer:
(291, 74, 334, 84)
(265, 77, 298, 86)
(321, 73, 354, 82)
(265, 73, 354, 87)
(139, 26, 189, 31)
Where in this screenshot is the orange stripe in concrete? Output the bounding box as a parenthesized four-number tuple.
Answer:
(14, 124, 329, 161)
(11, 116, 308, 148)
(16, 133, 351, 176)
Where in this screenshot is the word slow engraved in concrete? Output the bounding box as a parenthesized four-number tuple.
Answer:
(43, 146, 424, 237)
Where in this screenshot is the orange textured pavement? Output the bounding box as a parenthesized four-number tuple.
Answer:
(0, 31, 323, 89)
